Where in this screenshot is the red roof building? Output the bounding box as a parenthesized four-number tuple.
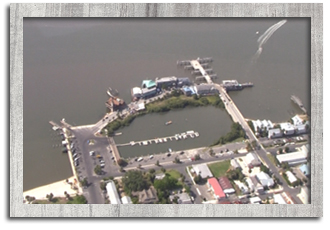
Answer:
(207, 178, 226, 199)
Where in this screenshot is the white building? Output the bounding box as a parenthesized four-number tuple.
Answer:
(280, 122, 295, 135)
(121, 196, 133, 204)
(268, 128, 283, 139)
(249, 196, 262, 204)
(295, 124, 307, 134)
(298, 186, 310, 204)
(252, 119, 274, 132)
(245, 152, 261, 168)
(273, 193, 287, 204)
(276, 144, 309, 166)
(192, 163, 213, 179)
(285, 171, 298, 184)
(256, 172, 274, 188)
(169, 192, 192, 204)
(106, 181, 121, 204)
(291, 115, 303, 126)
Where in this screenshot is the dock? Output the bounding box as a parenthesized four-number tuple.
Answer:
(49, 121, 62, 130)
(60, 118, 72, 129)
(291, 95, 307, 114)
(116, 131, 200, 147)
(177, 57, 215, 84)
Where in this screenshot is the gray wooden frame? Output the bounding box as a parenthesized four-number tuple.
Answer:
(10, 3, 323, 217)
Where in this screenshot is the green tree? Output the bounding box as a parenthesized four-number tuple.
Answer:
(285, 146, 290, 153)
(100, 182, 106, 190)
(194, 154, 201, 161)
(278, 148, 283, 154)
(67, 195, 87, 204)
(209, 148, 215, 156)
(173, 157, 181, 164)
(122, 170, 149, 194)
(81, 177, 88, 187)
(154, 176, 178, 191)
(194, 174, 202, 184)
(94, 165, 102, 175)
(155, 160, 160, 166)
(149, 168, 156, 174)
(117, 158, 127, 167)
(161, 167, 166, 173)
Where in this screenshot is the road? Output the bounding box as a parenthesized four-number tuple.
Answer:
(215, 84, 302, 203)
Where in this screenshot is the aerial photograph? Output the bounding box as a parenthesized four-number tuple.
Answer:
(23, 18, 310, 204)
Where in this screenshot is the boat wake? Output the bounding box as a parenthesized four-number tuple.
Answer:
(250, 19, 287, 65)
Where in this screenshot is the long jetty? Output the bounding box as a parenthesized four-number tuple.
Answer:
(291, 95, 307, 114)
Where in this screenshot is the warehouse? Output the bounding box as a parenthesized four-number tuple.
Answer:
(276, 145, 309, 166)
(106, 181, 121, 204)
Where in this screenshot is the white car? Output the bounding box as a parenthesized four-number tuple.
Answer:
(149, 155, 154, 159)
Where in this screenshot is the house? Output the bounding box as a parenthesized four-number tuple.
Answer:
(121, 196, 133, 204)
(169, 192, 192, 204)
(295, 124, 307, 134)
(131, 186, 158, 204)
(218, 176, 235, 194)
(256, 172, 274, 188)
(106, 181, 121, 204)
(249, 176, 264, 194)
(268, 128, 283, 139)
(181, 86, 196, 96)
(192, 163, 213, 179)
(285, 171, 298, 184)
(193, 84, 219, 96)
(280, 122, 295, 135)
(249, 196, 262, 204)
(273, 193, 287, 204)
(245, 152, 261, 168)
(230, 158, 242, 170)
(299, 164, 310, 176)
(207, 178, 226, 200)
(234, 180, 249, 194)
(291, 115, 303, 126)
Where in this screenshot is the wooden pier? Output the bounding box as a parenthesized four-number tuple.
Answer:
(49, 121, 62, 130)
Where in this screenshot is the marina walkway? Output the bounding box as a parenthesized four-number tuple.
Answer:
(190, 59, 213, 84)
(116, 131, 200, 147)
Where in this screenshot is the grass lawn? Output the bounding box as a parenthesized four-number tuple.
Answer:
(166, 169, 182, 180)
(208, 160, 231, 178)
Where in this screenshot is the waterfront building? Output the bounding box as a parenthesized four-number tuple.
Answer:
(295, 124, 307, 134)
(141, 79, 156, 89)
(222, 80, 242, 91)
(291, 115, 303, 126)
(131, 87, 142, 101)
(155, 76, 177, 89)
(193, 84, 219, 96)
(252, 119, 274, 132)
(106, 181, 121, 204)
(280, 122, 295, 135)
(181, 86, 196, 96)
(177, 77, 191, 87)
(268, 128, 283, 139)
(141, 87, 157, 99)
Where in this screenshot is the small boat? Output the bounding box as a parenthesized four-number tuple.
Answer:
(165, 121, 172, 125)
(194, 132, 199, 137)
(154, 139, 159, 144)
(190, 133, 195, 138)
(130, 141, 135, 146)
(142, 141, 148, 146)
(168, 148, 172, 152)
(163, 138, 167, 142)
(159, 139, 163, 143)
(175, 136, 179, 141)
(52, 126, 59, 131)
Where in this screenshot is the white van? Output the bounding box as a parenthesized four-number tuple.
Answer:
(137, 157, 143, 162)
(149, 155, 154, 159)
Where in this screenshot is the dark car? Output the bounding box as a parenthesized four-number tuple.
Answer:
(167, 153, 171, 157)
(226, 149, 229, 152)
(180, 151, 185, 155)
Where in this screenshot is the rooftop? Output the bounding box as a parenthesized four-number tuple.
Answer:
(208, 178, 226, 199)
(106, 181, 121, 204)
(192, 163, 213, 179)
(142, 80, 156, 89)
(256, 172, 274, 187)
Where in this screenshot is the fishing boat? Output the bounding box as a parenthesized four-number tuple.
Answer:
(165, 121, 172, 125)
(190, 133, 195, 138)
(194, 132, 199, 137)
(159, 139, 163, 143)
(163, 138, 167, 142)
